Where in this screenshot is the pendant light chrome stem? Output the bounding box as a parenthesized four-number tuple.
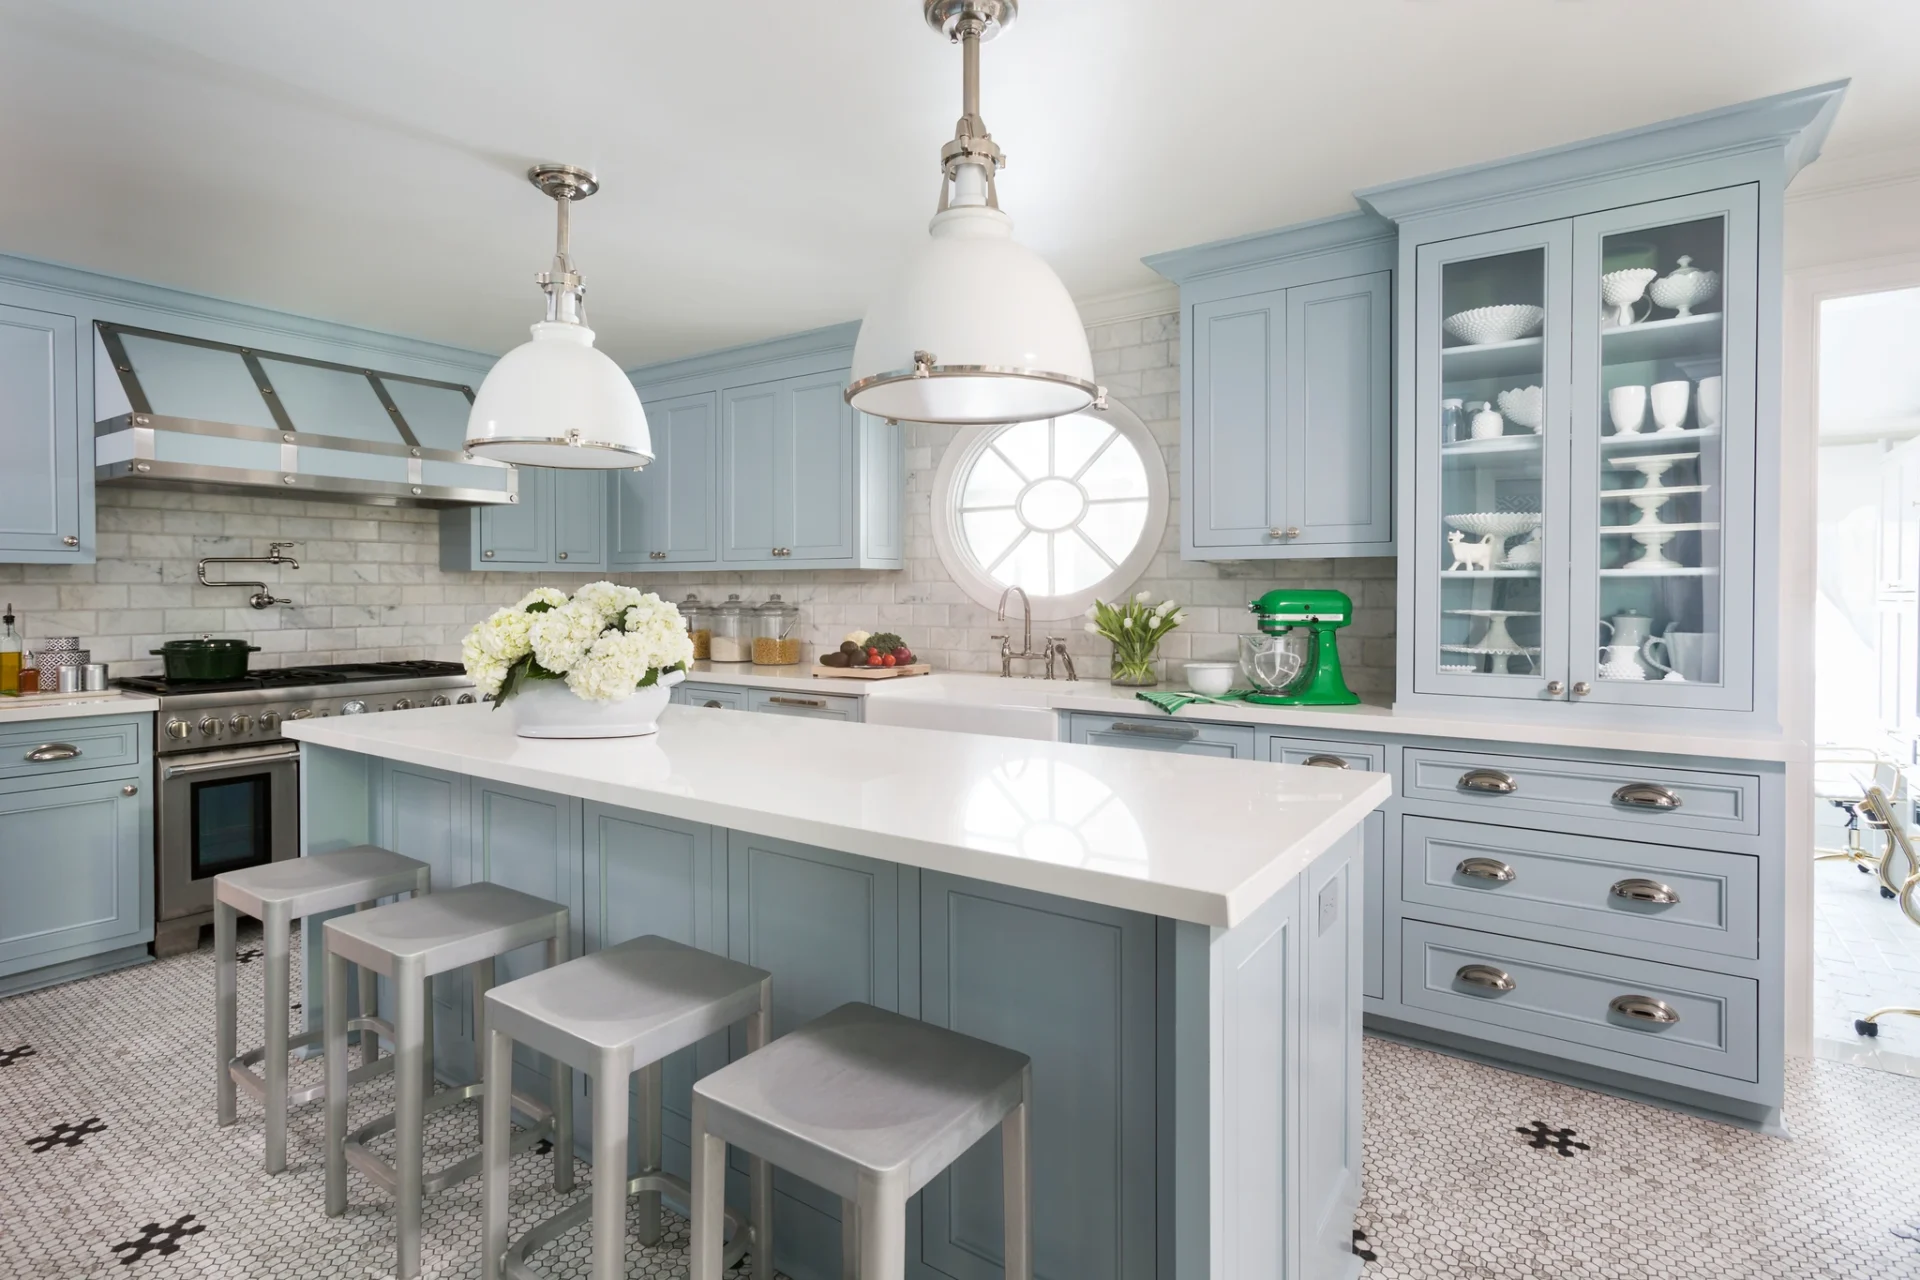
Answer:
(530, 164, 595, 326)
(932, 0, 1007, 210)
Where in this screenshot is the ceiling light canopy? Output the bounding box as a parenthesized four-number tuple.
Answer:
(846, 0, 1103, 426)
(465, 164, 652, 469)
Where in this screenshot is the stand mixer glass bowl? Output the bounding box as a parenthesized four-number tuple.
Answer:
(1239, 632, 1311, 697)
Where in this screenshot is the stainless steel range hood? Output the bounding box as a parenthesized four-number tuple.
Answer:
(93, 322, 517, 507)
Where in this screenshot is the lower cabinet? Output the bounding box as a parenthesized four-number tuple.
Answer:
(673, 682, 749, 711)
(0, 773, 152, 992)
(1064, 713, 1256, 758)
(744, 689, 863, 722)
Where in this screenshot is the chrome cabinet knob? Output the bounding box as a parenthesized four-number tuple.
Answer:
(121, 784, 138, 796)
(483, 549, 495, 559)
(1285, 526, 1300, 538)
(62, 535, 78, 547)
(1546, 680, 1565, 696)
(198, 716, 225, 738)
(228, 713, 253, 734)
(1572, 681, 1591, 696)
(557, 551, 568, 560)
(1455, 964, 1516, 992)
(165, 718, 192, 741)
(1268, 527, 1286, 539)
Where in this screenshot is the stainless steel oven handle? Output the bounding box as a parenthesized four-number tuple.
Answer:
(162, 748, 300, 779)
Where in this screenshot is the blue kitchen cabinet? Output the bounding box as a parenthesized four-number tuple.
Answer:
(610, 392, 719, 567)
(0, 301, 85, 562)
(916, 872, 1157, 1280)
(377, 762, 471, 1049)
(673, 682, 750, 711)
(721, 371, 855, 564)
(551, 469, 606, 568)
(0, 716, 153, 996)
(1146, 212, 1396, 561)
(1064, 712, 1257, 758)
(441, 464, 609, 571)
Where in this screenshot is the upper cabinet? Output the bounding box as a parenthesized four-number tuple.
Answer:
(1148, 212, 1396, 560)
(1360, 80, 1847, 730)
(610, 392, 719, 567)
(0, 302, 81, 561)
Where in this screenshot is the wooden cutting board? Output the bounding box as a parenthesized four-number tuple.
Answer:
(813, 663, 932, 680)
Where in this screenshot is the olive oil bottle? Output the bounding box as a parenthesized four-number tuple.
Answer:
(0, 604, 21, 696)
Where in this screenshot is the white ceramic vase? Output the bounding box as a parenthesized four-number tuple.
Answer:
(508, 668, 686, 739)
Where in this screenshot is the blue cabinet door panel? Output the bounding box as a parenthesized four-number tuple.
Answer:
(785, 374, 855, 561)
(1066, 713, 1257, 758)
(0, 777, 148, 976)
(722, 384, 781, 561)
(918, 874, 1157, 1280)
(382, 764, 471, 1041)
(0, 303, 81, 559)
(551, 469, 606, 568)
(1189, 294, 1283, 548)
(478, 466, 551, 565)
(1286, 272, 1393, 547)
(612, 391, 719, 567)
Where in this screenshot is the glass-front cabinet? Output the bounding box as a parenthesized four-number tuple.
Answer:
(1410, 186, 1759, 714)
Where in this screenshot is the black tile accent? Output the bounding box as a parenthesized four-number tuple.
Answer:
(1517, 1120, 1590, 1157)
(110, 1214, 205, 1265)
(234, 946, 262, 966)
(27, 1117, 106, 1153)
(1353, 1228, 1378, 1262)
(0, 1043, 36, 1067)
(534, 1138, 553, 1155)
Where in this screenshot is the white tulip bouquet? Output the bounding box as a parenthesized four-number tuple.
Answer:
(460, 582, 694, 707)
(1084, 591, 1186, 686)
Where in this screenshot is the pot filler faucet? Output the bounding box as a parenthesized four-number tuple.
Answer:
(991, 585, 1076, 680)
(198, 541, 300, 610)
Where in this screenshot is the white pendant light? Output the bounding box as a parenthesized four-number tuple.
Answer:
(465, 164, 652, 469)
(846, 0, 1103, 426)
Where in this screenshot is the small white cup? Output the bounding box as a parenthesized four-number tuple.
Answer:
(1697, 376, 1722, 431)
(1650, 380, 1690, 433)
(1608, 385, 1647, 436)
(1470, 404, 1505, 440)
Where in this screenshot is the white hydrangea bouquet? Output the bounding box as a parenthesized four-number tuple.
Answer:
(461, 583, 693, 738)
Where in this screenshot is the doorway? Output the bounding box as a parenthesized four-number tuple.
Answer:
(1812, 285, 1920, 1076)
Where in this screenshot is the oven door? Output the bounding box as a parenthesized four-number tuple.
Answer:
(156, 744, 300, 922)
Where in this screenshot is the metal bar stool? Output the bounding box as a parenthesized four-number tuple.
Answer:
(323, 882, 573, 1280)
(689, 1002, 1031, 1280)
(213, 844, 429, 1174)
(1854, 787, 1920, 1038)
(480, 934, 774, 1280)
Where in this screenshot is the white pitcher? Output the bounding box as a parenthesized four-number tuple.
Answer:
(1598, 642, 1648, 681)
(1641, 631, 1685, 682)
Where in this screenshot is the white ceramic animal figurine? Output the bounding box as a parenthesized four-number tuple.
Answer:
(1447, 529, 1497, 571)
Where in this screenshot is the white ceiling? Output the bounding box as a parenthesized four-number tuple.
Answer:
(1, 1, 1914, 367)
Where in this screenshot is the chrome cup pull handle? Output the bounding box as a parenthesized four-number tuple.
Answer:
(1457, 768, 1518, 795)
(25, 743, 81, 762)
(1611, 877, 1680, 905)
(1457, 857, 1516, 883)
(1613, 782, 1681, 811)
(1609, 994, 1680, 1025)
(1455, 964, 1516, 992)
(766, 696, 826, 709)
(1303, 753, 1350, 769)
(1111, 721, 1201, 742)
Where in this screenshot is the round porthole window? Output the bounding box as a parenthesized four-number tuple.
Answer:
(931, 397, 1170, 620)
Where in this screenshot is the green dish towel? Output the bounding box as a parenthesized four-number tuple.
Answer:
(1134, 688, 1255, 715)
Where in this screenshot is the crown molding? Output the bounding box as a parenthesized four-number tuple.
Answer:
(1075, 281, 1180, 327)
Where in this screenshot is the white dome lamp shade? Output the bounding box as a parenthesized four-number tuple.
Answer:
(465, 164, 653, 469)
(846, 0, 1104, 426)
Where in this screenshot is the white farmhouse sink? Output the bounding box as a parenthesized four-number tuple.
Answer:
(860, 673, 1064, 741)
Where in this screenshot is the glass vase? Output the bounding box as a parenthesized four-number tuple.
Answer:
(1109, 653, 1159, 687)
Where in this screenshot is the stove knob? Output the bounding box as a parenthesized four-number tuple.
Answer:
(288, 707, 313, 720)
(457, 693, 475, 705)
(198, 716, 225, 739)
(228, 713, 254, 734)
(429, 695, 450, 708)
(259, 710, 283, 732)
(165, 718, 192, 741)
(341, 699, 367, 716)
(392, 697, 413, 711)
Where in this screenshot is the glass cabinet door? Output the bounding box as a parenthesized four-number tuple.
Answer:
(1413, 222, 1573, 700)
(1568, 187, 1759, 711)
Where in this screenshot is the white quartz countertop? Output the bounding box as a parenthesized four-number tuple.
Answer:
(0, 691, 160, 726)
(678, 663, 1801, 762)
(286, 703, 1390, 929)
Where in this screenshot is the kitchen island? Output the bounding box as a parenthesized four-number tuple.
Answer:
(288, 701, 1389, 1280)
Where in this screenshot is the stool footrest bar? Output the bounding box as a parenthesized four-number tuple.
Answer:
(344, 1081, 555, 1198)
(502, 1169, 754, 1279)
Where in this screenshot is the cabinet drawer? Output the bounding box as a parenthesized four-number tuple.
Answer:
(0, 715, 145, 784)
(677, 683, 749, 711)
(1400, 817, 1758, 959)
(1401, 920, 1758, 1082)
(1068, 714, 1257, 759)
(1400, 746, 1761, 840)
(745, 689, 863, 722)
(1262, 734, 1386, 772)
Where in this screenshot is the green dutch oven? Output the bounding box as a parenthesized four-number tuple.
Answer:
(149, 635, 261, 681)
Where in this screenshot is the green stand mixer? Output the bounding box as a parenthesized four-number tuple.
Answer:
(1239, 588, 1362, 706)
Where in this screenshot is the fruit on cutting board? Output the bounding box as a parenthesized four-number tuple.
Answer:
(820, 628, 916, 669)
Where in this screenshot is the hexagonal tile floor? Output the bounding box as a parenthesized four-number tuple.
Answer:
(4, 927, 1920, 1278)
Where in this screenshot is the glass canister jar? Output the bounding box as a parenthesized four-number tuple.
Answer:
(678, 594, 712, 662)
(751, 594, 803, 666)
(709, 595, 752, 663)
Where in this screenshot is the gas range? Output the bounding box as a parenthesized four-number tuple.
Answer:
(118, 660, 477, 753)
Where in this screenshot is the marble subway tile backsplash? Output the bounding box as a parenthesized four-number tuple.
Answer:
(0, 311, 1397, 694)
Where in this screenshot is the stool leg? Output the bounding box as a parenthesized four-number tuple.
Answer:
(856, 1175, 907, 1280)
(323, 946, 350, 1217)
(262, 902, 291, 1174)
(591, 1063, 630, 1280)
(634, 1058, 663, 1245)
(471, 957, 495, 1143)
(748, 979, 774, 1280)
(689, 1100, 726, 1280)
(394, 962, 426, 1280)
(481, 1023, 513, 1280)
(840, 1200, 859, 1280)
(214, 899, 238, 1127)
(1001, 1074, 1032, 1280)
(353, 900, 380, 1057)
(421, 973, 436, 1101)
(548, 931, 574, 1195)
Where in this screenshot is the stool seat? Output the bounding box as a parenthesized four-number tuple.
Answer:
(694, 1002, 1029, 1199)
(215, 844, 427, 919)
(488, 934, 770, 1073)
(325, 882, 566, 978)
